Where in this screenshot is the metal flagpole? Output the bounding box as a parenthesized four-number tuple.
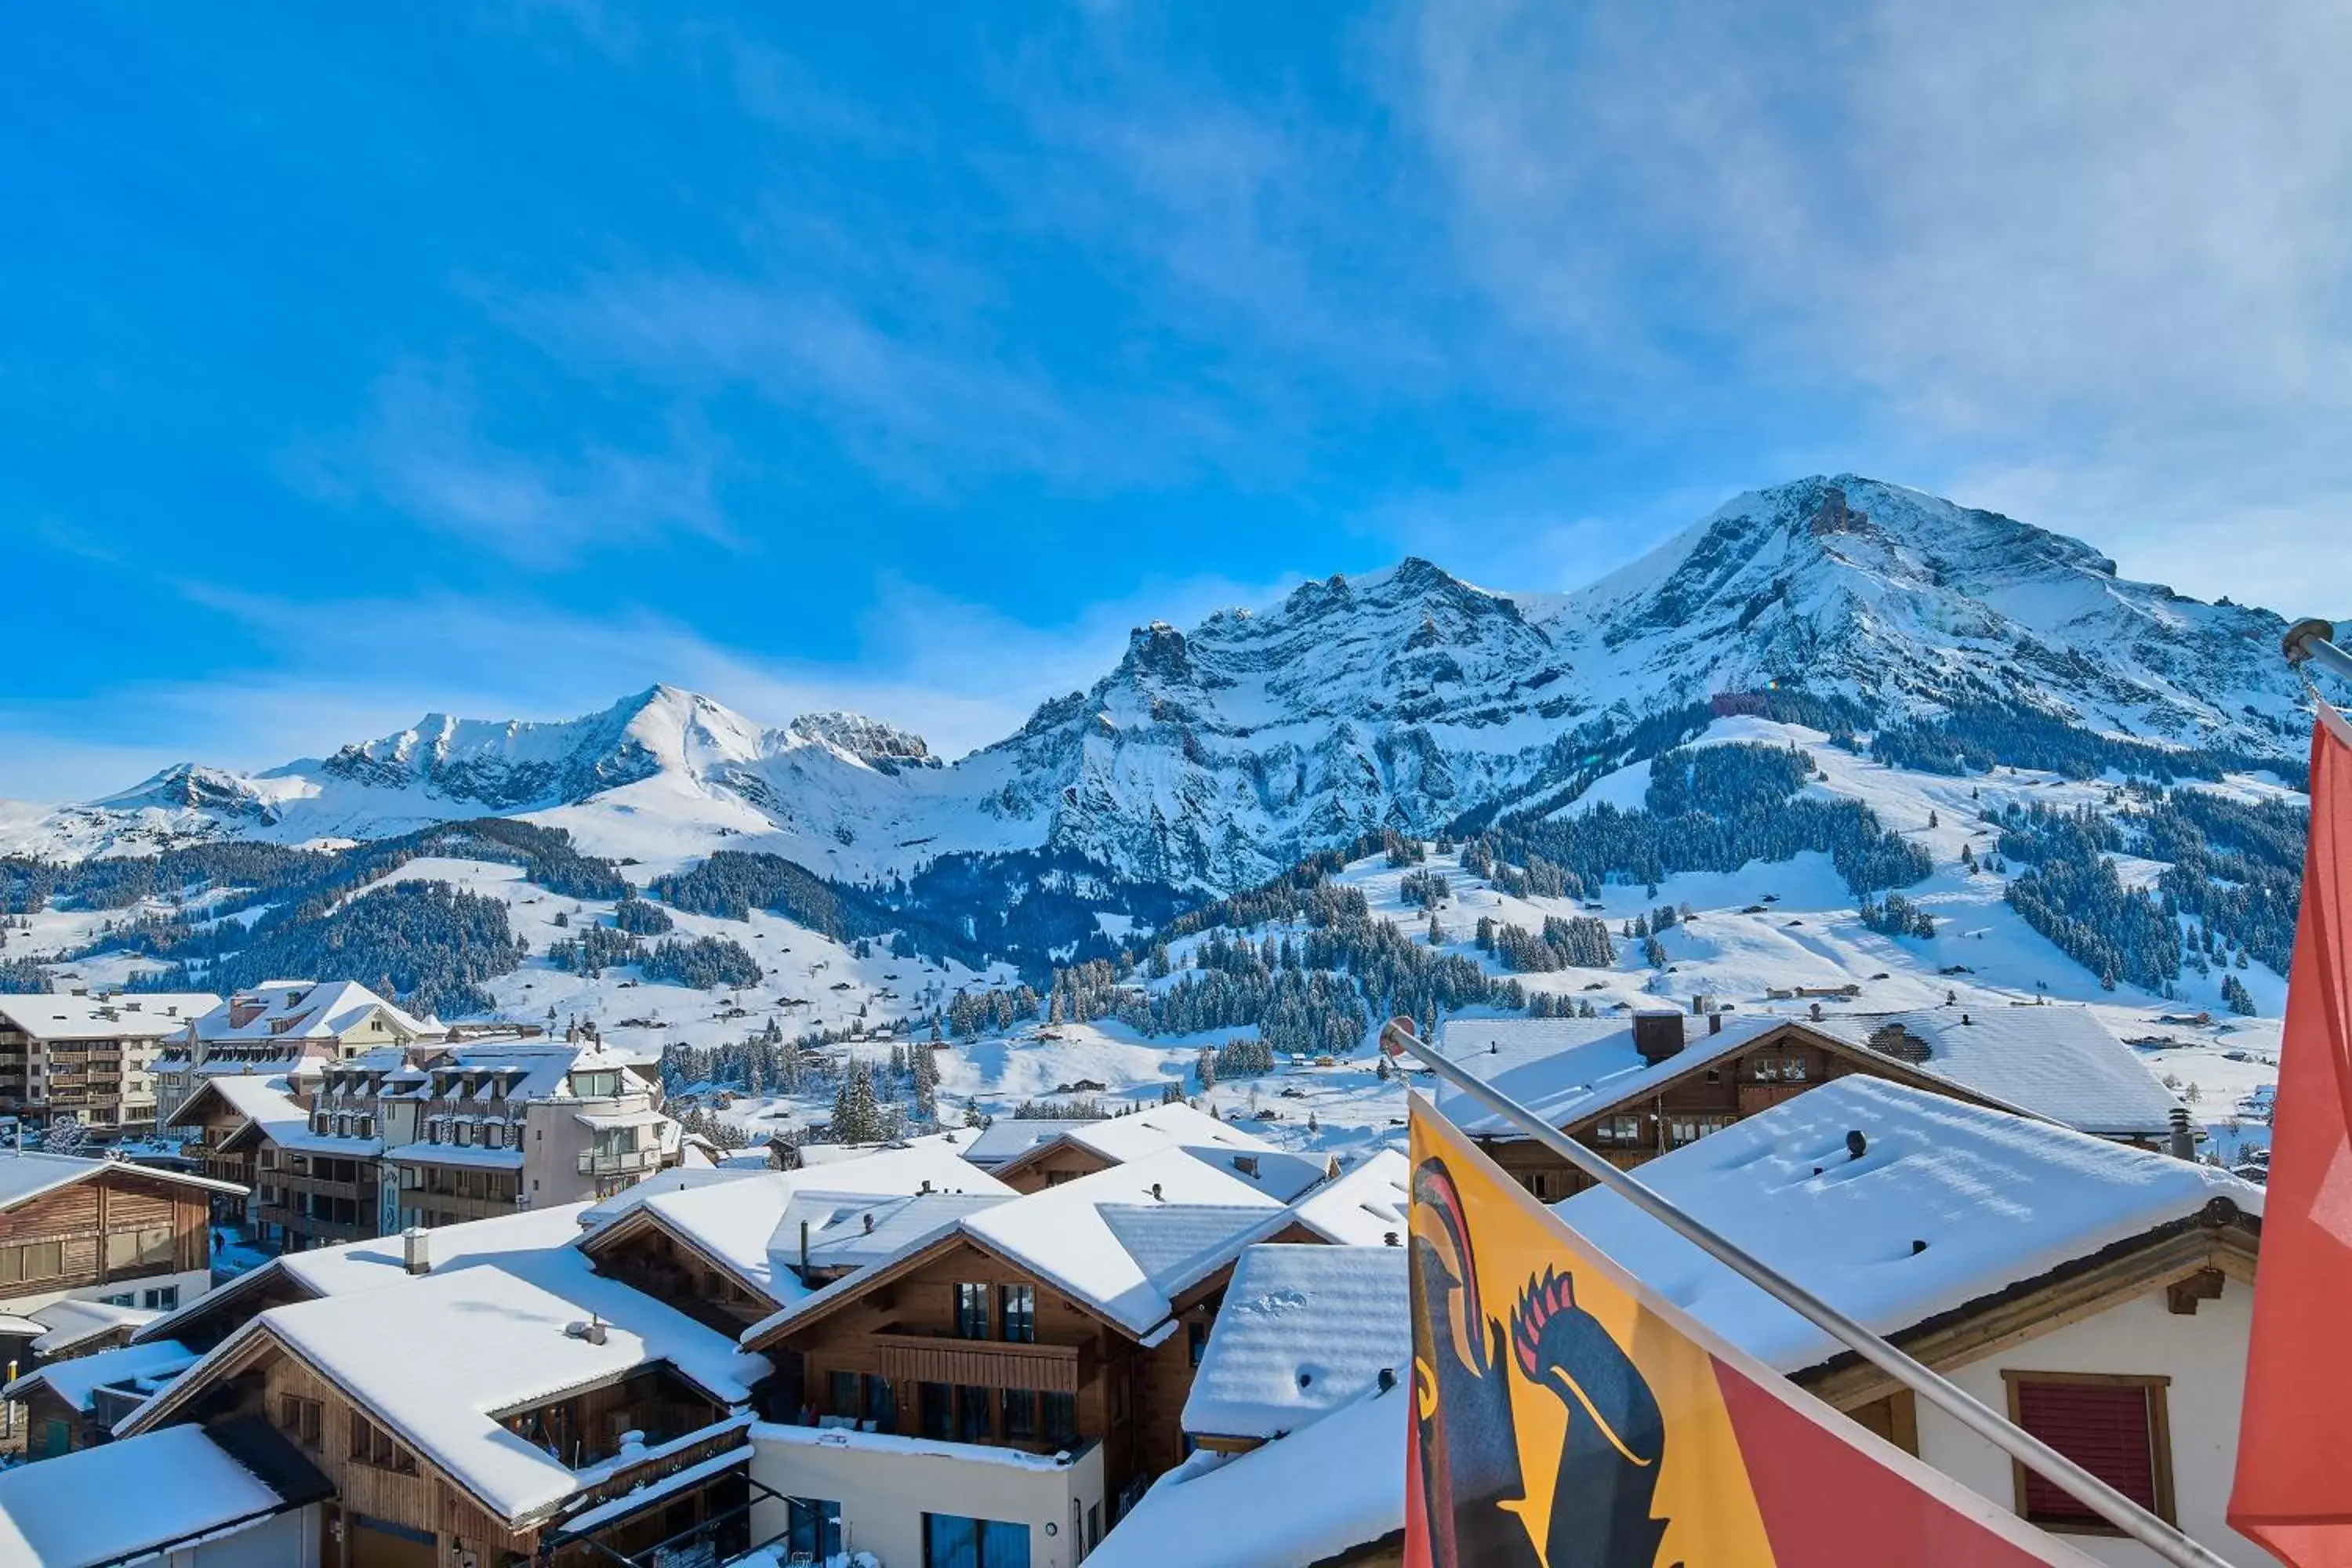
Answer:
(1379, 1017, 2238, 1568)
(2285, 619, 2352, 684)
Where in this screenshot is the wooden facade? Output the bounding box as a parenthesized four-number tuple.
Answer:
(991, 1140, 1118, 1194)
(750, 1218, 1327, 1511)
(0, 1164, 213, 1311)
(125, 1326, 750, 1568)
(583, 1217, 776, 1338)
(1478, 1022, 2015, 1200)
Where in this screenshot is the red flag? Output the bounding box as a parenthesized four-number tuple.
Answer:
(2230, 699, 2352, 1565)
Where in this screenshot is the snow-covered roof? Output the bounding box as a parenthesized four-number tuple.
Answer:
(0, 992, 217, 1042)
(959, 1118, 1076, 1168)
(191, 980, 434, 1044)
(793, 1127, 977, 1167)
(960, 1146, 1295, 1338)
(127, 1245, 770, 1524)
(384, 1140, 526, 1171)
(137, 1201, 594, 1346)
(27, 1296, 158, 1356)
(796, 1192, 1011, 1271)
(165, 1070, 306, 1134)
(1436, 1013, 1790, 1133)
(1089, 1385, 1408, 1568)
(1287, 1149, 1409, 1247)
(0, 1422, 288, 1568)
(576, 1166, 768, 1228)
(1183, 1245, 1410, 1443)
(582, 1143, 1012, 1308)
(1061, 1102, 1279, 1164)
(0, 1149, 244, 1210)
(1811, 1007, 2184, 1138)
(5, 1336, 198, 1412)
(1555, 1078, 2262, 1372)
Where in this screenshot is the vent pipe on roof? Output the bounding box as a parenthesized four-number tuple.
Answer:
(862, 1212, 875, 1233)
(2169, 1106, 2197, 1162)
(799, 1220, 810, 1272)
(402, 1226, 430, 1276)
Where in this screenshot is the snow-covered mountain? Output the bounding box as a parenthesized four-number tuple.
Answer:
(5, 476, 2319, 887)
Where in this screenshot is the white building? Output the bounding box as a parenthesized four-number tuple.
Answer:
(1559, 1076, 2267, 1567)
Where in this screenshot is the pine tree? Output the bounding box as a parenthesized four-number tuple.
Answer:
(912, 1040, 939, 1125)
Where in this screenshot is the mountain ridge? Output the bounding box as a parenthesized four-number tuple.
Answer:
(7, 475, 2319, 886)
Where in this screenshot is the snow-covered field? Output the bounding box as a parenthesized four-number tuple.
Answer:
(12, 716, 2300, 1168)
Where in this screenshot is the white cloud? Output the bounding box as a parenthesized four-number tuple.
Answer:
(1402, 0, 2352, 604)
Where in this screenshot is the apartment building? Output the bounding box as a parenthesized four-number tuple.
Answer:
(0, 992, 217, 1134)
(162, 1036, 684, 1250)
(154, 980, 438, 1120)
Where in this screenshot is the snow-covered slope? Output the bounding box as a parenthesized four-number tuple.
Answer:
(4, 477, 2317, 889)
(1534, 476, 2309, 753)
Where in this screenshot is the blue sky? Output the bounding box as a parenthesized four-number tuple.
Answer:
(8, 2, 2350, 800)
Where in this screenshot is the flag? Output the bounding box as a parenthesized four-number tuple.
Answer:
(2230, 695, 2352, 1566)
(1403, 1094, 2100, 1568)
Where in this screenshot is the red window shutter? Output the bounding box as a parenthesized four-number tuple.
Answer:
(2014, 1381, 2157, 1523)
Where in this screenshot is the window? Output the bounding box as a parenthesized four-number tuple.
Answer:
(1003, 1388, 1037, 1440)
(142, 1285, 179, 1311)
(335, 1113, 351, 1138)
(1591, 1114, 1644, 1147)
(0, 1240, 63, 1284)
(456, 1120, 475, 1148)
(956, 1385, 994, 1442)
(1522, 1170, 1559, 1201)
(2004, 1372, 2173, 1531)
(866, 1375, 895, 1428)
(1187, 1320, 1207, 1370)
(786, 1499, 842, 1562)
(956, 1282, 990, 1339)
(350, 1412, 419, 1475)
(919, 1382, 952, 1440)
(1751, 1054, 1809, 1083)
(278, 1394, 322, 1450)
(484, 1122, 504, 1150)
(1000, 1284, 1036, 1344)
(105, 1224, 176, 1273)
(1041, 1392, 1078, 1446)
(829, 1370, 860, 1419)
(1665, 1115, 1733, 1147)
(924, 1513, 1031, 1568)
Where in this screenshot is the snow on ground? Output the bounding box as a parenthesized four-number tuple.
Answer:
(9, 713, 2300, 1171)
(347, 856, 1020, 1065)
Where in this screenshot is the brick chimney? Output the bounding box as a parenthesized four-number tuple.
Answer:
(1632, 1011, 1684, 1065)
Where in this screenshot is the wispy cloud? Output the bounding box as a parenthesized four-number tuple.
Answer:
(0, 561, 1314, 804)
(284, 361, 731, 567)
(1400, 0, 2352, 608)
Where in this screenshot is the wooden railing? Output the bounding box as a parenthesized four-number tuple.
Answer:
(869, 1329, 1092, 1393)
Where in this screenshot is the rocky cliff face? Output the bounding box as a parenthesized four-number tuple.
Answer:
(11, 476, 2314, 887)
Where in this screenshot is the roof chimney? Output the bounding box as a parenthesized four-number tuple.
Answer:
(1631, 1011, 1683, 1065)
(2169, 1105, 2197, 1162)
(402, 1225, 430, 1276)
(1708, 1012, 1723, 1036)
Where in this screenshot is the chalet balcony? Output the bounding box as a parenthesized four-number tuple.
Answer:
(869, 1327, 1094, 1394)
(1736, 1083, 1810, 1116)
(579, 1147, 659, 1177)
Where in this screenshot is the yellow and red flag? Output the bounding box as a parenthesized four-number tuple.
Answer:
(2230, 697, 2352, 1566)
(1404, 1094, 2100, 1568)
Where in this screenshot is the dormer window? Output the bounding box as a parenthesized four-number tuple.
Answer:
(484, 1123, 504, 1150)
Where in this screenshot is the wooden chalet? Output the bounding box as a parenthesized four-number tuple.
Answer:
(1440, 1009, 2079, 1200)
(115, 1251, 771, 1568)
(742, 1144, 1330, 1514)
